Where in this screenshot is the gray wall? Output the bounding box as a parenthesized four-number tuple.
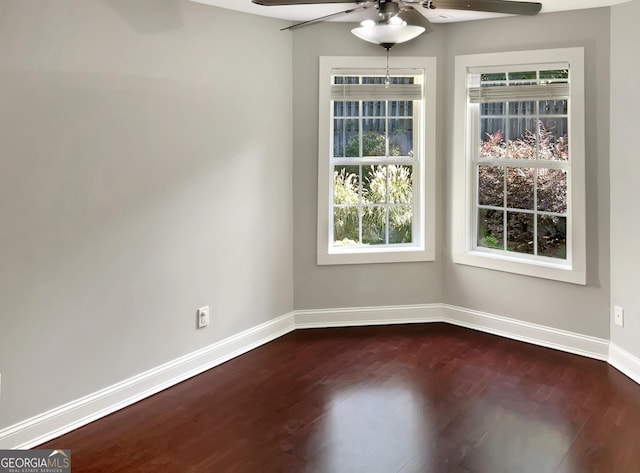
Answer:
(610, 0, 640, 357)
(292, 23, 447, 309)
(292, 8, 612, 341)
(441, 8, 611, 337)
(0, 0, 293, 429)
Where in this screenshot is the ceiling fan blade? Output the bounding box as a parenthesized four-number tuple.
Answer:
(253, 0, 359, 6)
(280, 4, 373, 30)
(427, 0, 542, 16)
(398, 4, 435, 33)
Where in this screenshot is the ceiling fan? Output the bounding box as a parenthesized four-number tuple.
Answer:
(252, 0, 542, 47)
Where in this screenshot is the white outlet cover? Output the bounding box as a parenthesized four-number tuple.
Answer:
(614, 305, 624, 327)
(197, 306, 210, 328)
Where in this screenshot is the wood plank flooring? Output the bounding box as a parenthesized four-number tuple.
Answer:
(39, 324, 640, 472)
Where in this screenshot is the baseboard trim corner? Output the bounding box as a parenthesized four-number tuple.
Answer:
(609, 343, 640, 386)
(0, 312, 296, 450)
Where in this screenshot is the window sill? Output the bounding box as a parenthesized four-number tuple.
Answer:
(318, 247, 435, 265)
(452, 250, 586, 285)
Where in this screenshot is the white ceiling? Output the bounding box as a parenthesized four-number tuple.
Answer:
(189, 0, 630, 24)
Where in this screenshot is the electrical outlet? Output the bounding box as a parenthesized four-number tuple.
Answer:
(614, 305, 624, 327)
(197, 306, 210, 329)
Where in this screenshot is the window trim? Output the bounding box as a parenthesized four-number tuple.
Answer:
(317, 56, 437, 266)
(452, 48, 586, 285)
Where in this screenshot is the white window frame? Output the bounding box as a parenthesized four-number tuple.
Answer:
(452, 48, 586, 285)
(317, 56, 437, 265)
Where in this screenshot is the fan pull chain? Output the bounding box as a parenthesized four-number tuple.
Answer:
(385, 47, 391, 88)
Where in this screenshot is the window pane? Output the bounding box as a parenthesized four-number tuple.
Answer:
(389, 206, 413, 243)
(362, 206, 386, 245)
(540, 69, 568, 81)
(481, 102, 506, 116)
(478, 208, 504, 249)
(363, 165, 387, 204)
(389, 119, 413, 156)
(539, 118, 569, 161)
(389, 165, 413, 204)
(334, 166, 361, 205)
(389, 100, 413, 116)
(334, 101, 359, 117)
(480, 119, 506, 159)
(335, 119, 359, 157)
(334, 76, 358, 85)
(362, 77, 386, 84)
(508, 101, 535, 116)
(481, 72, 506, 82)
(539, 99, 567, 115)
(507, 117, 537, 159)
(478, 165, 504, 207)
(362, 101, 386, 117)
(508, 71, 536, 83)
(507, 212, 534, 254)
(362, 119, 387, 157)
(538, 216, 567, 259)
(537, 169, 567, 213)
(507, 167, 534, 210)
(334, 206, 360, 245)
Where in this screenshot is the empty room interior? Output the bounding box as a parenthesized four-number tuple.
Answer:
(0, 0, 639, 471)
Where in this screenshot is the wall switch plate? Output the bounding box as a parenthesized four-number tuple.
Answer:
(614, 305, 624, 327)
(197, 306, 210, 329)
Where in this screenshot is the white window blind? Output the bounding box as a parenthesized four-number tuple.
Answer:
(330, 83, 423, 101)
(468, 83, 570, 103)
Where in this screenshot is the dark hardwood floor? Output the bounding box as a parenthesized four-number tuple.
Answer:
(40, 324, 640, 472)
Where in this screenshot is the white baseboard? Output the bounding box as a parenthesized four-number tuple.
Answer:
(609, 343, 640, 386)
(294, 303, 610, 361)
(0, 312, 296, 450)
(0, 303, 625, 451)
(442, 305, 610, 361)
(294, 304, 443, 328)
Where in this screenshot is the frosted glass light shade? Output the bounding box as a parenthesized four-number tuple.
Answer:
(351, 24, 425, 47)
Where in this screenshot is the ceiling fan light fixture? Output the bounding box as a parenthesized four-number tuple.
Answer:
(351, 23, 425, 48)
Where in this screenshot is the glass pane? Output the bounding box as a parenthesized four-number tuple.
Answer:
(539, 99, 568, 115)
(507, 212, 534, 254)
(478, 165, 504, 207)
(538, 216, 567, 259)
(389, 118, 413, 156)
(335, 119, 359, 157)
(362, 206, 386, 245)
(507, 117, 537, 159)
(388, 165, 413, 204)
(333, 206, 359, 245)
(362, 119, 386, 157)
(507, 167, 534, 210)
(481, 72, 506, 83)
(362, 101, 385, 117)
(479, 119, 506, 159)
(362, 77, 386, 84)
(389, 206, 413, 244)
(540, 69, 568, 81)
(539, 118, 569, 161)
(481, 102, 506, 116)
(334, 76, 358, 85)
(334, 165, 361, 205)
(334, 101, 359, 117)
(508, 101, 535, 116)
(508, 71, 536, 83)
(363, 165, 387, 204)
(537, 169, 567, 214)
(389, 76, 414, 85)
(389, 100, 413, 117)
(478, 208, 504, 250)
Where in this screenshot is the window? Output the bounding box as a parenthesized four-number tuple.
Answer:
(452, 48, 586, 284)
(317, 56, 436, 265)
